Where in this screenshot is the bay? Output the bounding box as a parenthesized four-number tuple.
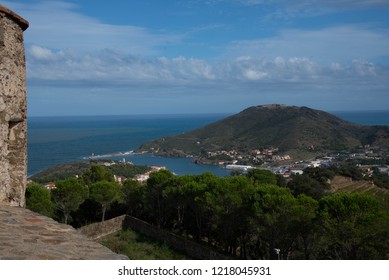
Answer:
(27, 110, 389, 177)
(27, 114, 230, 177)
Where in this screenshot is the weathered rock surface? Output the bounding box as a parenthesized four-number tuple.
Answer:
(0, 205, 128, 259)
(0, 5, 29, 206)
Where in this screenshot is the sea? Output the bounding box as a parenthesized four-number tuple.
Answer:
(27, 111, 389, 177)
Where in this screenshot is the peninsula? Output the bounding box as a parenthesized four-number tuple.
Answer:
(136, 104, 389, 166)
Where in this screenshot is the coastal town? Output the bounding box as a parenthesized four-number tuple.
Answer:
(33, 143, 389, 191)
(196, 145, 389, 179)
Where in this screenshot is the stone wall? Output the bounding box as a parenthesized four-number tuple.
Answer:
(78, 215, 128, 240)
(0, 5, 29, 207)
(79, 215, 232, 260)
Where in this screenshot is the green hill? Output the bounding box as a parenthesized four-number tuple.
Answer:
(137, 104, 389, 159)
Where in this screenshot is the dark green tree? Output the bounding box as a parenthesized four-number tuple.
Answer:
(249, 185, 299, 259)
(317, 193, 389, 259)
(276, 174, 287, 187)
(287, 174, 329, 200)
(164, 173, 216, 241)
(303, 167, 336, 183)
(25, 183, 53, 217)
(206, 176, 254, 256)
(51, 178, 89, 224)
(121, 179, 145, 216)
(289, 194, 319, 259)
(334, 165, 363, 181)
(144, 169, 175, 227)
(82, 164, 114, 186)
(247, 169, 278, 185)
(90, 180, 121, 221)
(163, 175, 195, 233)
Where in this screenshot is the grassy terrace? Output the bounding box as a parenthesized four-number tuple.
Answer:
(331, 176, 389, 211)
(100, 229, 188, 260)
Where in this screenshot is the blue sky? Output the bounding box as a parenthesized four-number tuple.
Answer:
(2, 0, 389, 116)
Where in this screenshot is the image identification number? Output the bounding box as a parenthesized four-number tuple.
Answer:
(211, 266, 271, 276)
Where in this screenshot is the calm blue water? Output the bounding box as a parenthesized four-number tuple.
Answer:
(331, 110, 389, 126)
(27, 111, 389, 177)
(27, 114, 230, 177)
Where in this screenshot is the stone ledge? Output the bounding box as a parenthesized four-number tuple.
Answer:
(0, 205, 128, 260)
(0, 5, 29, 31)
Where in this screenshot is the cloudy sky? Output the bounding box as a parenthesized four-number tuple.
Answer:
(2, 0, 389, 116)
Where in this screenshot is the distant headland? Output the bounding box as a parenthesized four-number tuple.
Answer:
(136, 104, 389, 167)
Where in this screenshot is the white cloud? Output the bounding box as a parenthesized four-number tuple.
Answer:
(26, 47, 218, 85)
(224, 25, 389, 63)
(29, 45, 55, 60)
(25, 45, 389, 114)
(3, 0, 181, 56)
(349, 59, 377, 76)
(244, 69, 268, 80)
(26, 45, 388, 88)
(4, 0, 388, 113)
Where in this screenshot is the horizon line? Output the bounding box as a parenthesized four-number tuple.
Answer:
(28, 108, 389, 118)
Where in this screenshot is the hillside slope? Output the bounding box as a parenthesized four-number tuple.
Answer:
(137, 104, 389, 158)
(331, 176, 389, 210)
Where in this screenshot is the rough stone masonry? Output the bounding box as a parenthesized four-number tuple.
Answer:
(0, 6, 129, 260)
(0, 5, 29, 207)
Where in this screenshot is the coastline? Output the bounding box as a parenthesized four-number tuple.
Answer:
(27, 111, 389, 178)
(82, 150, 148, 160)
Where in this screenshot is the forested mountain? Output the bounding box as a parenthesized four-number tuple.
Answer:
(137, 104, 389, 158)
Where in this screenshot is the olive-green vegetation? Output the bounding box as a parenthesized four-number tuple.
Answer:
(27, 164, 389, 259)
(374, 176, 389, 190)
(286, 165, 373, 200)
(26, 164, 122, 225)
(51, 178, 89, 224)
(25, 183, 53, 217)
(317, 193, 388, 259)
(90, 181, 121, 221)
(100, 230, 187, 260)
(287, 167, 336, 200)
(335, 164, 364, 181)
(29, 161, 91, 184)
(330, 175, 389, 212)
(121, 169, 389, 259)
(29, 161, 150, 184)
(373, 167, 389, 190)
(137, 105, 389, 158)
(335, 163, 389, 191)
(107, 163, 150, 179)
(82, 164, 115, 186)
